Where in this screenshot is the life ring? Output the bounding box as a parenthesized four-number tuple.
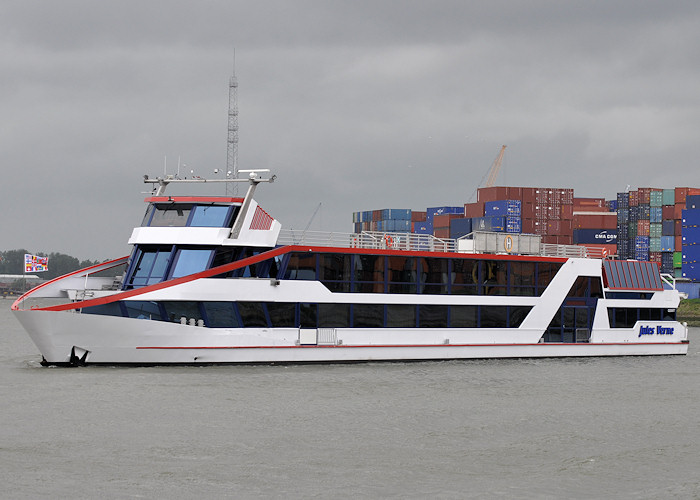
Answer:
(384, 234, 393, 247)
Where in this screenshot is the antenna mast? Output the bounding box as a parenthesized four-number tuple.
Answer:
(226, 52, 239, 195)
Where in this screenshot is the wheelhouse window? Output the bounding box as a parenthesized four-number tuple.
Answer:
(189, 205, 234, 227)
(170, 249, 214, 278)
(149, 204, 193, 227)
(125, 247, 172, 288)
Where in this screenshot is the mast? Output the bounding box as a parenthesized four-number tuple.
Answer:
(226, 53, 239, 196)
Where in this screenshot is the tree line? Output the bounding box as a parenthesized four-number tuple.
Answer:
(0, 249, 103, 280)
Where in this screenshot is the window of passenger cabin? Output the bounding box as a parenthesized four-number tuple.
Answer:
(387, 304, 416, 327)
(238, 302, 268, 327)
(170, 249, 214, 278)
(162, 301, 201, 323)
(124, 301, 162, 320)
(419, 305, 448, 328)
(387, 256, 416, 294)
(420, 258, 448, 294)
(320, 253, 351, 292)
(319, 303, 351, 328)
(450, 305, 477, 327)
(149, 204, 192, 227)
(537, 262, 563, 295)
(353, 304, 384, 327)
(202, 302, 240, 327)
(354, 255, 385, 293)
(189, 205, 233, 227)
(266, 302, 296, 327)
(450, 259, 479, 295)
(483, 260, 508, 296)
(126, 247, 172, 288)
(510, 261, 536, 296)
(284, 253, 317, 280)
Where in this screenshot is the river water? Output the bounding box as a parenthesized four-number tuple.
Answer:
(1, 303, 699, 499)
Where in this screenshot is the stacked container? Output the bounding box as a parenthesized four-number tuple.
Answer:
(682, 198, 700, 280)
(352, 208, 412, 233)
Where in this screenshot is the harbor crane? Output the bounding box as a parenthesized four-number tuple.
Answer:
(485, 145, 507, 188)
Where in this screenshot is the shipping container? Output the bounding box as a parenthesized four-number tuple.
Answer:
(384, 219, 410, 232)
(675, 219, 683, 236)
(687, 195, 700, 210)
(477, 186, 509, 203)
(629, 190, 639, 207)
(662, 220, 675, 236)
(616, 192, 629, 209)
(484, 199, 522, 217)
(449, 218, 473, 239)
(433, 227, 451, 239)
(650, 206, 663, 223)
(617, 208, 630, 224)
(662, 205, 674, 220)
(427, 206, 464, 223)
(674, 203, 685, 220)
(674, 251, 682, 268)
(650, 190, 663, 207)
(541, 235, 573, 245)
(618, 223, 629, 240)
(381, 208, 411, 220)
(650, 223, 662, 238)
(433, 213, 463, 229)
(650, 237, 661, 253)
(662, 189, 675, 206)
(572, 228, 618, 244)
(573, 213, 617, 229)
(649, 251, 662, 264)
(637, 219, 650, 236)
(661, 252, 674, 270)
(472, 216, 504, 232)
(413, 222, 433, 234)
(411, 211, 427, 222)
(676, 187, 689, 205)
(628, 222, 637, 238)
(546, 220, 573, 236)
(660, 236, 675, 252)
(463, 202, 485, 218)
(573, 197, 606, 210)
(682, 210, 700, 227)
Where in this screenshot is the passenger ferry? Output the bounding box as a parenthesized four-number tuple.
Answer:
(12, 171, 689, 365)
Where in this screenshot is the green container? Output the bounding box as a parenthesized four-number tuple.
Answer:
(650, 237, 662, 252)
(650, 223, 662, 238)
(628, 222, 637, 238)
(674, 251, 682, 268)
(674, 268, 683, 278)
(650, 190, 663, 207)
(663, 189, 675, 206)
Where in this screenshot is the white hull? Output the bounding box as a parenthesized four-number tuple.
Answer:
(14, 309, 689, 365)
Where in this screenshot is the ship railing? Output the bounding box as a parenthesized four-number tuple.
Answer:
(540, 243, 614, 259)
(660, 273, 680, 291)
(277, 229, 457, 252)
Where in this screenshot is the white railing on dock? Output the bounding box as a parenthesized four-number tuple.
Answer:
(277, 230, 456, 252)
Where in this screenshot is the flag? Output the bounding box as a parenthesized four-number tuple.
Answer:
(25, 254, 48, 273)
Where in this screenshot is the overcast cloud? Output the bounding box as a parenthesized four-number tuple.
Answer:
(2, 1, 699, 260)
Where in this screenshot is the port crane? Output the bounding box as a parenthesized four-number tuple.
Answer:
(485, 145, 506, 188)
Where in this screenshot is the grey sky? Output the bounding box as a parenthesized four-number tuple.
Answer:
(2, 1, 699, 260)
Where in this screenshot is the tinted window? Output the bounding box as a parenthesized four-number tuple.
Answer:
(190, 205, 232, 227)
(171, 249, 214, 278)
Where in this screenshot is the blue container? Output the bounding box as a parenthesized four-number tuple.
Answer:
(573, 228, 618, 244)
(484, 200, 521, 217)
(616, 192, 629, 209)
(617, 208, 629, 224)
(506, 216, 521, 233)
(639, 204, 651, 220)
(650, 207, 663, 223)
(662, 220, 675, 236)
(682, 246, 700, 263)
(607, 200, 618, 212)
(682, 263, 700, 281)
(682, 226, 700, 245)
(682, 209, 700, 227)
(450, 218, 473, 239)
(427, 206, 464, 223)
(635, 236, 650, 260)
(384, 219, 410, 232)
(382, 208, 411, 220)
(413, 222, 433, 235)
(472, 216, 504, 232)
(362, 211, 373, 223)
(687, 195, 700, 210)
(660, 236, 675, 252)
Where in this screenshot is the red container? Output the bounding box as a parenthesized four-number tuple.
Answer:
(637, 220, 650, 236)
(561, 204, 574, 220)
(411, 211, 427, 222)
(662, 205, 675, 220)
(638, 188, 653, 205)
(675, 203, 685, 220)
(690, 188, 700, 196)
(507, 187, 523, 200)
(433, 227, 451, 239)
(464, 202, 485, 218)
(675, 187, 689, 205)
(372, 210, 383, 221)
(676, 235, 683, 250)
(547, 220, 573, 236)
(521, 188, 537, 205)
(573, 213, 617, 229)
(629, 191, 639, 207)
(433, 213, 462, 229)
(521, 218, 536, 234)
(649, 252, 663, 264)
(542, 235, 573, 245)
(675, 219, 683, 236)
(477, 186, 509, 203)
(574, 197, 606, 209)
(521, 202, 535, 219)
